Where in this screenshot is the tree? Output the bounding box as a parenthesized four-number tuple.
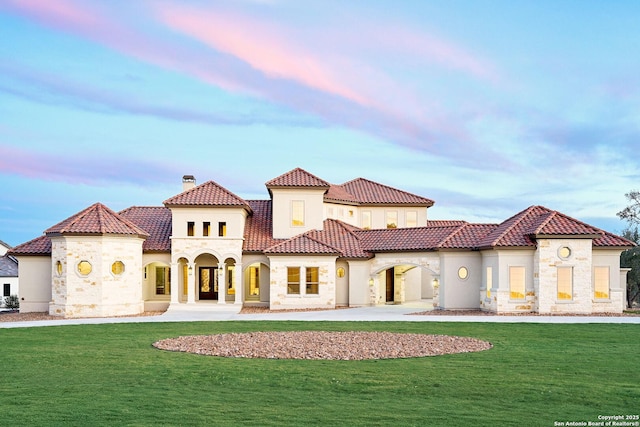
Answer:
(617, 190, 640, 225)
(620, 228, 640, 307)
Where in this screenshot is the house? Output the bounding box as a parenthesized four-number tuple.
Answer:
(0, 239, 19, 307)
(9, 168, 634, 318)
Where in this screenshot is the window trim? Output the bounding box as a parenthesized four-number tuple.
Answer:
(306, 267, 319, 295)
(406, 211, 418, 227)
(386, 210, 398, 229)
(287, 267, 301, 295)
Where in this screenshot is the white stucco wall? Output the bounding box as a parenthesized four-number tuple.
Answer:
(335, 260, 349, 306)
(271, 188, 326, 238)
(49, 235, 145, 318)
(347, 260, 373, 306)
(438, 251, 482, 309)
(15, 255, 51, 312)
(591, 249, 625, 313)
(170, 207, 248, 239)
(268, 255, 337, 309)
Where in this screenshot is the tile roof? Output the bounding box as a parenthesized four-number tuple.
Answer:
(45, 203, 149, 237)
(265, 234, 341, 255)
(0, 255, 18, 277)
(8, 235, 51, 256)
(119, 206, 172, 252)
(265, 168, 331, 188)
(243, 200, 283, 252)
(164, 180, 252, 212)
(594, 230, 636, 248)
(355, 226, 459, 252)
(306, 220, 372, 259)
(427, 219, 468, 226)
(437, 224, 499, 249)
(332, 178, 434, 206)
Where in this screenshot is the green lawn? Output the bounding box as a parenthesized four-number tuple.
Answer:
(1, 321, 638, 426)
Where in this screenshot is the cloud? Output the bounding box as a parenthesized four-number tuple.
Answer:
(0, 144, 182, 186)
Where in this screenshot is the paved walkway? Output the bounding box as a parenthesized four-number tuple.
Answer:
(2, 302, 640, 328)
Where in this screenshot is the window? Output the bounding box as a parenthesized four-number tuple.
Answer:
(249, 265, 260, 297)
(336, 267, 345, 278)
(77, 260, 92, 276)
(362, 211, 372, 230)
(557, 267, 573, 300)
(182, 264, 188, 295)
(187, 221, 195, 236)
(203, 222, 210, 237)
(218, 222, 227, 237)
(226, 266, 235, 295)
(509, 266, 525, 299)
(55, 260, 63, 276)
(594, 266, 610, 299)
(292, 201, 305, 227)
(348, 210, 354, 218)
(156, 266, 171, 295)
(306, 267, 319, 294)
(386, 211, 398, 229)
(3, 283, 9, 297)
(486, 267, 493, 298)
(558, 246, 571, 259)
(406, 211, 418, 227)
(287, 267, 300, 294)
(111, 261, 125, 275)
(458, 266, 468, 280)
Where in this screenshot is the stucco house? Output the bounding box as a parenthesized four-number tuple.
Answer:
(0, 239, 19, 307)
(9, 168, 634, 318)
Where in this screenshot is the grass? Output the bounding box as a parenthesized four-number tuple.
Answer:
(1, 321, 638, 426)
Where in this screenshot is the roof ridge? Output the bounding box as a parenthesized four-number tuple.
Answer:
(435, 223, 468, 248)
(532, 210, 557, 235)
(303, 233, 342, 253)
(487, 205, 542, 246)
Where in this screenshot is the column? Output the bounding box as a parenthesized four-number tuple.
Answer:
(187, 262, 196, 304)
(218, 264, 226, 304)
(170, 262, 180, 304)
(234, 262, 244, 305)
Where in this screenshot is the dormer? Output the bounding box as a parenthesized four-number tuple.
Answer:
(266, 168, 330, 239)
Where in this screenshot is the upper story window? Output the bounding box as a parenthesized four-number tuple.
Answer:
(111, 261, 125, 276)
(218, 222, 227, 237)
(362, 211, 371, 230)
(406, 211, 418, 227)
(292, 201, 305, 227)
(203, 222, 211, 237)
(386, 211, 398, 229)
(187, 221, 195, 237)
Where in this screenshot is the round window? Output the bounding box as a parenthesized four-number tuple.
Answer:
(458, 266, 468, 280)
(111, 261, 125, 275)
(558, 247, 572, 259)
(336, 267, 345, 278)
(77, 260, 92, 276)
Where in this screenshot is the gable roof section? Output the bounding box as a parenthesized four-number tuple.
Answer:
(265, 234, 341, 255)
(356, 226, 459, 252)
(8, 235, 51, 256)
(331, 178, 434, 206)
(437, 223, 499, 249)
(164, 180, 252, 212)
(306, 220, 372, 259)
(45, 203, 149, 238)
(243, 200, 283, 252)
(0, 254, 18, 277)
(265, 168, 331, 189)
(119, 206, 171, 252)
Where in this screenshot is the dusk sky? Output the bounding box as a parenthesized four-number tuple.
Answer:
(1, 0, 639, 247)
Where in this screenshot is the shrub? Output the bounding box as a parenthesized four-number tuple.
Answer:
(4, 294, 19, 310)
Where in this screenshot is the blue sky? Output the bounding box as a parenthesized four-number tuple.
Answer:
(1, 0, 639, 247)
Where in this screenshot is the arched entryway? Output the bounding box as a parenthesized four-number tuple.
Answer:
(372, 263, 438, 306)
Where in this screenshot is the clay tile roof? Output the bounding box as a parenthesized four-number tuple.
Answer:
(45, 203, 149, 237)
(265, 168, 331, 188)
(437, 223, 499, 249)
(324, 184, 359, 204)
(306, 220, 372, 259)
(337, 178, 434, 206)
(243, 200, 283, 252)
(164, 180, 252, 212)
(355, 226, 459, 252)
(427, 219, 468, 226)
(119, 206, 172, 252)
(0, 254, 18, 277)
(265, 234, 341, 255)
(8, 235, 52, 256)
(532, 211, 602, 236)
(594, 231, 636, 247)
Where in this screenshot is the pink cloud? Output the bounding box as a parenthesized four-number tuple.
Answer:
(153, 4, 371, 106)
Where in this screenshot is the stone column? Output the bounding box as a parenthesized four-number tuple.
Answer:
(218, 264, 226, 304)
(170, 262, 179, 304)
(234, 262, 244, 305)
(187, 262, 196, 304)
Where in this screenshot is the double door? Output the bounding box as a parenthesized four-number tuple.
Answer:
(199, 267, 219, 300)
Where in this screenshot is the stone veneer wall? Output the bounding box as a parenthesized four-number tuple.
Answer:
(49, 235, 145, 318)
(268, 255, 337, 309)
(536, 238, 593, 314)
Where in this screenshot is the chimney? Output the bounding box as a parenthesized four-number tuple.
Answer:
(182, 175, 196, 192)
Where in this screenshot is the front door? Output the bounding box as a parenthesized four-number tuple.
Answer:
(386, 268, 395, 303)
(199, 267, 218, 300)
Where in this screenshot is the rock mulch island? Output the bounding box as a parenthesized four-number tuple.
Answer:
(153, 331, 492, 360)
